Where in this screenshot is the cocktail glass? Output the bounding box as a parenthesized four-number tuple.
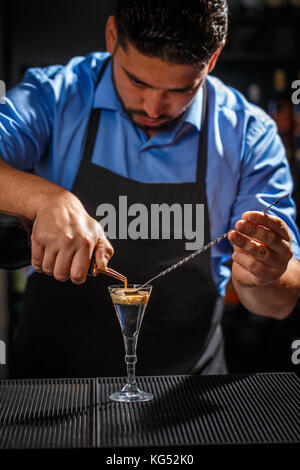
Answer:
(108, 284, 153, 402)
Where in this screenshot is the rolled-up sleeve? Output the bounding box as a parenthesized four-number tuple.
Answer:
(229, 113, 300, 261)
(0, 68, 56, 170)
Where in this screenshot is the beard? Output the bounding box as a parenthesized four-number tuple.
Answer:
(125, 107, 187, 133)
(110, 63, 187, 133)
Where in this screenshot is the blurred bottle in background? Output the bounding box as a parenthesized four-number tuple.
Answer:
(268, 69, 294, 166)
(248, 83, 262, 105)
(289, 0, 300, 8)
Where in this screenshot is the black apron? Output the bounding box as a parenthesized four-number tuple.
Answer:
(11, 59, 227, 379)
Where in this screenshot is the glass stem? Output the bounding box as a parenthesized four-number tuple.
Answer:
(124, 336, 137, 388)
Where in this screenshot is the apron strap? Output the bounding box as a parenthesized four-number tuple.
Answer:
(95, 56, 111, 88)
(81, 56, 111, 165)
(195, 81, 212, 247)
(196, 80, 208, 182)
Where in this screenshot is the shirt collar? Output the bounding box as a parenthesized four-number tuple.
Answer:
(94, 59, 125, 114)
(183, 85, 203, 132)
(93, 57, 203, 134)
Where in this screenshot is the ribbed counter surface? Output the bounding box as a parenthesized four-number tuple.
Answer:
(0, 373, 299, 449)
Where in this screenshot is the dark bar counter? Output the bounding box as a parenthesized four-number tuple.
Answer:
(0, 373, 299, 454)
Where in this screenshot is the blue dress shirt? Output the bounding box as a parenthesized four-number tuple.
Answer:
(1, 51, 300, 296)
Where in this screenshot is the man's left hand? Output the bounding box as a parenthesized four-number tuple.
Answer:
(227, 211, 293, 288)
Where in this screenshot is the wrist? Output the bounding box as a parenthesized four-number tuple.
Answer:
(0, 160, 85, 234)
(232, 260, 300, 319)
(32, 184, 70, 218)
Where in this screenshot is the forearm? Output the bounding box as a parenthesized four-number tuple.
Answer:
(0, 159, 113, 282)
(0, 157, 68, 221)
(232, 257, 300, 319)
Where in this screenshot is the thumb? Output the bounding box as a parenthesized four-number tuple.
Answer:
(95, 237, 114, 270)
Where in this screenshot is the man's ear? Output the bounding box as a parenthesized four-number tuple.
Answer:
(105, 15, 118, 55)
(208, 41, 225, 73)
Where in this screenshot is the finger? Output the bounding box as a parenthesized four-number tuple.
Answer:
(230, 232, 292, 272)
(242, 211, 291, 242)
(228, 231, 275, 267)
(53, 250, 75, 282)
(69, 247, 91, 284)
(31, 241, 45, 273)
(42, 249, 58, 276)
(95, 237, 114, 270)
(232, 253, 277, 286)
(234, 219, 291, 257)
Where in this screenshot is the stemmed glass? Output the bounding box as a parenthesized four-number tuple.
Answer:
(108, 284, 153, 402)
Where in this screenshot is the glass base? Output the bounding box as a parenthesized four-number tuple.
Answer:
(109, 383, 153, 402)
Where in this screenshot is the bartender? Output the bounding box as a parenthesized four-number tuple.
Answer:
(0, 0, 300, 378)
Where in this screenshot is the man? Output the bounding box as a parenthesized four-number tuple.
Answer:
(0, 0, 300, 378)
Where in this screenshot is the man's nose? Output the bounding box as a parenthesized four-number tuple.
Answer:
(142, 90, 166, 118)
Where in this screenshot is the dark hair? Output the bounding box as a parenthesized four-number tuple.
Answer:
(115, 0, 228, 67)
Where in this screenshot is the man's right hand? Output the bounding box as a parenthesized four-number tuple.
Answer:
(31, 191, 114, 284)
(0, 157, 113, 283)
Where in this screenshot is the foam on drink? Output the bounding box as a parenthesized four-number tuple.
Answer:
(110, 288, 149, 306)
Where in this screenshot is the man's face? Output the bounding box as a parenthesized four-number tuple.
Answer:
(106, 18, 210, 137)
